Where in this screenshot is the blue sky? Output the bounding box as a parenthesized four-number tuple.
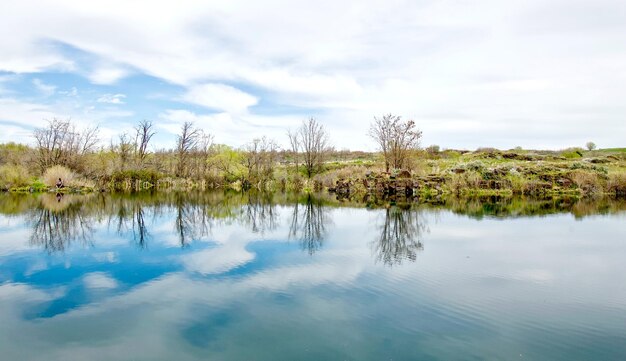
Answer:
(1, 0, 625, 150)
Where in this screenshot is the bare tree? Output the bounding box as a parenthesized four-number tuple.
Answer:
(192, 130, 214, 178)
(134, 120, 155, 166)
(33, 118, 99, 172)
(297, 118, 330, 178)
(287, 129, 300, 173)
(368, 114, 422, 172)
(244, 136, 278, 186)
(175, 122, 200, 177)
(117, 132, 134, 170)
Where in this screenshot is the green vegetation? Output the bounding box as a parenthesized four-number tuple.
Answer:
(0, 118, 624, 200)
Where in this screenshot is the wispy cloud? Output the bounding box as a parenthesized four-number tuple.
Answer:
(97, 93, 126, 104)
(181, 83, 257, 113)
(32, 78, 56, 97)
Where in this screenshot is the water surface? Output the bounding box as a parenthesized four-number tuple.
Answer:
(1, 192, 625, 360)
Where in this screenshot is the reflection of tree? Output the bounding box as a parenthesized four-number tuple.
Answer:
(288, 194, 330, 255)
(174, 194, 211, 247)
(111, 200, 150, 249)
(29, 194, 94, 253)
(243, 192, 278, 234)
(373, 206, 427, 266)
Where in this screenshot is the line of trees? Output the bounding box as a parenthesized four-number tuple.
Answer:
(1, 113, 423, 190)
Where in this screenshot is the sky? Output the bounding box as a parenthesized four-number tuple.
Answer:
(0, 0, 625, 151)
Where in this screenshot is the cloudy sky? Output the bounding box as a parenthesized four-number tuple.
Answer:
(1, 0, 625, 150)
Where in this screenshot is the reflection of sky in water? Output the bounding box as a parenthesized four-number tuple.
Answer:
(0, 195, 625, 360)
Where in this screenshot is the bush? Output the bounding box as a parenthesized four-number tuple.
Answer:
(607, 173, 626, 196)
(313, 165, 370, 190)
(43, 165, 77, 187)
(570, 170, 601, 195)
(110, 169, 161, 184)
(560, 148, 584, 159)
(0, 165, 31, 188)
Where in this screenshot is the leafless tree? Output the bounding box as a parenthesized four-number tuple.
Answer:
(368, 114, 422, 172)
(287, 129, 300, 172)
(134, 120, 155, 166)
(175, 122, 201, 177)
(33, 118, 99, 172)
(297, 118, 330, 178)
(244, 136, 279, 186)
(192, 130, 214, 177)
(117, 132, 134, 170)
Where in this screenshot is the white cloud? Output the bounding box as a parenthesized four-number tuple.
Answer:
(181, 83, 257, 113)
(96, 93, 126, 104)
(58, 87, 78, 97)
(32, 78, 56, 97)
(158, 109, 302, 147)
(88, 66, 129, 85)
(0, 96, 134, 145)
(0, 0, 625, 149)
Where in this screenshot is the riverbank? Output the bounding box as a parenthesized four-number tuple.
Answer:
(1, 148, 625, 198)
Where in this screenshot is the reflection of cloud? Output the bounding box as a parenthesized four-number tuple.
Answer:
(0, 207, 625, 360)
(182, 244, 255, 275)
(83, 272, 118, 289)
(0, 219, 32, 256)
(24, 259, 48, 276)
(514, 269, 555, 283)
(92, 252, 118, 263)
(0, 283, 52, 305)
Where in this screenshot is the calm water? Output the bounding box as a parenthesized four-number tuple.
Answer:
(1, 192, 625, 360)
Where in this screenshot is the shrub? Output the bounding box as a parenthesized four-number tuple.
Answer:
(570, 170, 601, 195)
(447, 171, 482, 194)
(0, 165, 31, 188)
(463, 160, 485, 172)
(43, 165, 77, 187)
(42, 165, 94, 189)
(607, 173, 626, 196)
(560, 147, 584, 159)
(313, 165, 370, 190)
(442, 150, 461, 159)
(425, 145, 440, 154)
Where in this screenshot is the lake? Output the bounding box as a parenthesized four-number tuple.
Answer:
(1, 192, 625, 360)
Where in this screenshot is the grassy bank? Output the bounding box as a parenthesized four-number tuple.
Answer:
(1, 146, 625, 198)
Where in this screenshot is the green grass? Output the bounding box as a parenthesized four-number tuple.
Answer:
(597, 148, 626, 153)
